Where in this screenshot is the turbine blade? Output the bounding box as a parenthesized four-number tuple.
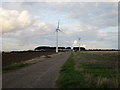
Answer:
(58, 29, 65, 33)
(57, 21, 59, 29)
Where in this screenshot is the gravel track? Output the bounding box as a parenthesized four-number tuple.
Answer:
(2, 52, 71, 88)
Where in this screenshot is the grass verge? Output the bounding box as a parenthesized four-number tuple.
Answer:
(56, 51, 118, 88)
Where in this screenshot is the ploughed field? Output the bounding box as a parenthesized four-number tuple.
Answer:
(2, 51, 55, 67)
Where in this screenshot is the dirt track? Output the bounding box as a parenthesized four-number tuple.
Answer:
(2, 52, 71, 88)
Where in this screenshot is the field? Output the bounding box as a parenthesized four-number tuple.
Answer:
(2, 51, 55, 67)
(2, 51, 56, 72)
(56, 51, 119, 88)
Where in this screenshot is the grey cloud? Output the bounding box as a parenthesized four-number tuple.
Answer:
(2, 2, 118, 50)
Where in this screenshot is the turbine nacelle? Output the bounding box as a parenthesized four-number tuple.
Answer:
(56, 28, 60, 32)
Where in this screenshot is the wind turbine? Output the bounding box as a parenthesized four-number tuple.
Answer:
(56, 21, 61, 53)
(78, 37, 81, 51)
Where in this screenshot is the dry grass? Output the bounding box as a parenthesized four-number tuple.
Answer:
(84, 73, 118, 88)
(77, 59, 117, 66)
(96, 76, 118, 88)
(84, 73, 94, 86)
(82, 51, 118, 53)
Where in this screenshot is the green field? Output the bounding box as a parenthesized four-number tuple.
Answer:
(56, 51, 119, 88)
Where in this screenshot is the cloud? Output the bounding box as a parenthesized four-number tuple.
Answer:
(98, 29, 118, 41)
(66, 2, 118, 30)
(0, 8, 35, 34)
(34, 22, 55, 32)
(2, 0, 119, 2)
(2, 40, 37, 51)
(15, 21, 56, 46)
(3, 2, 118, 31)
(1, 2, 118, 51)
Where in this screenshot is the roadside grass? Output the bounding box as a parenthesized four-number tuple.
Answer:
(2, 62, 35, 73)
(56, 51, 118, 88)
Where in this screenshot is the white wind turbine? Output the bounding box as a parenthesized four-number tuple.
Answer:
(56, 21, 62, 53)
(78, 37, 81, 51)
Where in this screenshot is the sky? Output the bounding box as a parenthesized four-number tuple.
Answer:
(0, 0, 118, 51)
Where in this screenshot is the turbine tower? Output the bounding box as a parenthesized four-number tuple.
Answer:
(78, 37, 81, 51)
(56, 21, 61, 53)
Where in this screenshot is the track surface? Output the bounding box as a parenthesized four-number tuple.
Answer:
(2, 52, 71, 88)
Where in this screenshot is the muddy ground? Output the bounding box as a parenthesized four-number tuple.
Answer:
(2, 51, 55, 66)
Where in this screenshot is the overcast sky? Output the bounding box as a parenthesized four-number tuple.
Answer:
(1, 1, 118, 51)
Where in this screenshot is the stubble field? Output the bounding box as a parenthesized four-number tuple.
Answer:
(56, 51, 119, 88)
